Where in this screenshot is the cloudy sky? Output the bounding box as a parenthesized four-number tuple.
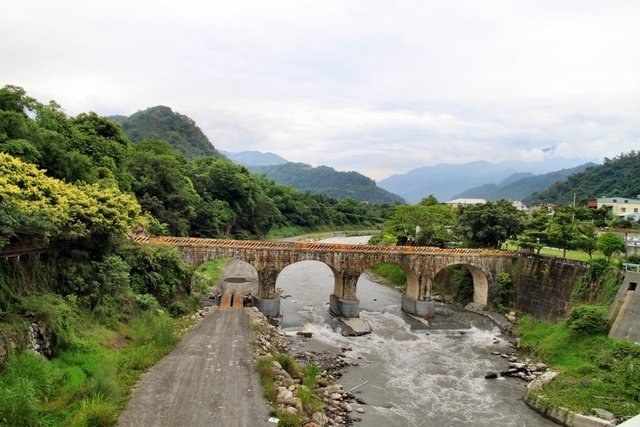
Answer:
(3, 1, 639, 180)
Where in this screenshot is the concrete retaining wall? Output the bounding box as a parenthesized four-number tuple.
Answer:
(608, 271, 640, 343)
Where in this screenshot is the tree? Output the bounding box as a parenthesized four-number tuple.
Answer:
(419, 195, 439, 206)
(455, 200, 524, 249)
(381, 204, 454, 246)
(574, 222, 598, 259)
(546, 208, 578, 258)
(189, 158, 280, 238)
(515, 208, 550, 253)
(596, 232, 626, 262)
(128, 141, 200, 236)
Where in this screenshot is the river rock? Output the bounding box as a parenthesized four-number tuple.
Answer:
(341, 402, 352, 412)
(484, 371, 498, 379)
(277, 387, 293, 401)
(592, 408, 615, 421)
(312, 411, 329, 425)
(535, 362, 547, 371)
(284, 396, 303, 412)
(297, 331, 313, 338)
(527, 370, 557, 391)
(282, 406, 298, 415)
(355, 407, 365, 413)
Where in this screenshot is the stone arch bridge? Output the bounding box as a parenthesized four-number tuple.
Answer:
(138, 236, 515, 318)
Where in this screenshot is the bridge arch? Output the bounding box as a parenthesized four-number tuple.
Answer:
(138, 236, 514, 318)
(433, 262, 492, 307)
(276, 260, 339, 295)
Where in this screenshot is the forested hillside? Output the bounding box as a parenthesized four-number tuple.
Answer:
(0, 85, 388, 243)
(526, 152, 640, 205)
(115, 105, 223, 159)
(249, 162, 405, 205)
(454, 163, 594, 201)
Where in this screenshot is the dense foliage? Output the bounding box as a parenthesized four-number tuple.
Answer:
(0, 85, 387, 242)
(0, 153, 142, 247)
(526, 151, 640, 205)
(454, 200, 524, 248)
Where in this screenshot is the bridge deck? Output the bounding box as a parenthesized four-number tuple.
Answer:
(133, 235, 515, 257)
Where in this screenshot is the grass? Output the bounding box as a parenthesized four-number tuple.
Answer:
(516, 314, 640, 418)
(367, 263, 407, 288)
(193, 258, 227, 294)
(0, 308, 194, 427)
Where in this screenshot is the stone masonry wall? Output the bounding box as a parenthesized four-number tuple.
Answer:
(511, 255, 589, 320)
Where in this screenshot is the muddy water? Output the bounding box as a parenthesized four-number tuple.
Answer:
(275, 236, 556, 427)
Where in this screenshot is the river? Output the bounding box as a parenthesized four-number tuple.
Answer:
(274, 235, 557, 427)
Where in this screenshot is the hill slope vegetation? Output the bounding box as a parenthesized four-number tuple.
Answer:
(116, 106, 222, 158)
(526, 152, 640, 205)
(249, 162, 405, 205)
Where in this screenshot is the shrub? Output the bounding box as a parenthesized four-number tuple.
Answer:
(572, 258, 621, 304)
(134, 293, 160, 312)
(566, 305, 609, 336)
(627, 254, 640, 264)
(119, 243, 192, 306)
(168, 301, 189, 318)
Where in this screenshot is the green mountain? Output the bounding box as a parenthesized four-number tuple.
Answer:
(454, 163, 594, 201)
(115, 106, 222, 158)
(525, 152, 640, 205)
(221, 150, 288, 166)
(249, 162, 405, 205)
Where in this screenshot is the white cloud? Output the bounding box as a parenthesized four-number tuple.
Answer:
(2, 0, 639, 179)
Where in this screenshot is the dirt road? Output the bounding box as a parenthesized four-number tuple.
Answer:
(118, 262, 271, 427)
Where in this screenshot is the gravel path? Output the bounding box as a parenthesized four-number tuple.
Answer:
(118, 263, 271, 427)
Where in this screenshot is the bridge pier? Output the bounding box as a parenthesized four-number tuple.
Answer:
(329, 268, 361, 318)
(401, 294, 435, 318)
(329, 294, 360, 318)
(255, 266, 281, 317)
(252, 296, 281, 317)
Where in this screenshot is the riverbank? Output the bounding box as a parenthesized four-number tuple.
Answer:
(248, 307, 363, 426)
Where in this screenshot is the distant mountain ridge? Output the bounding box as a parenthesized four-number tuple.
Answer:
(453, 163, 595, 201)
(221, 150, 288, 166)
(114, 106, 222, 158)
(378, 158, 598, 204)
(249, 162, 405, 205)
